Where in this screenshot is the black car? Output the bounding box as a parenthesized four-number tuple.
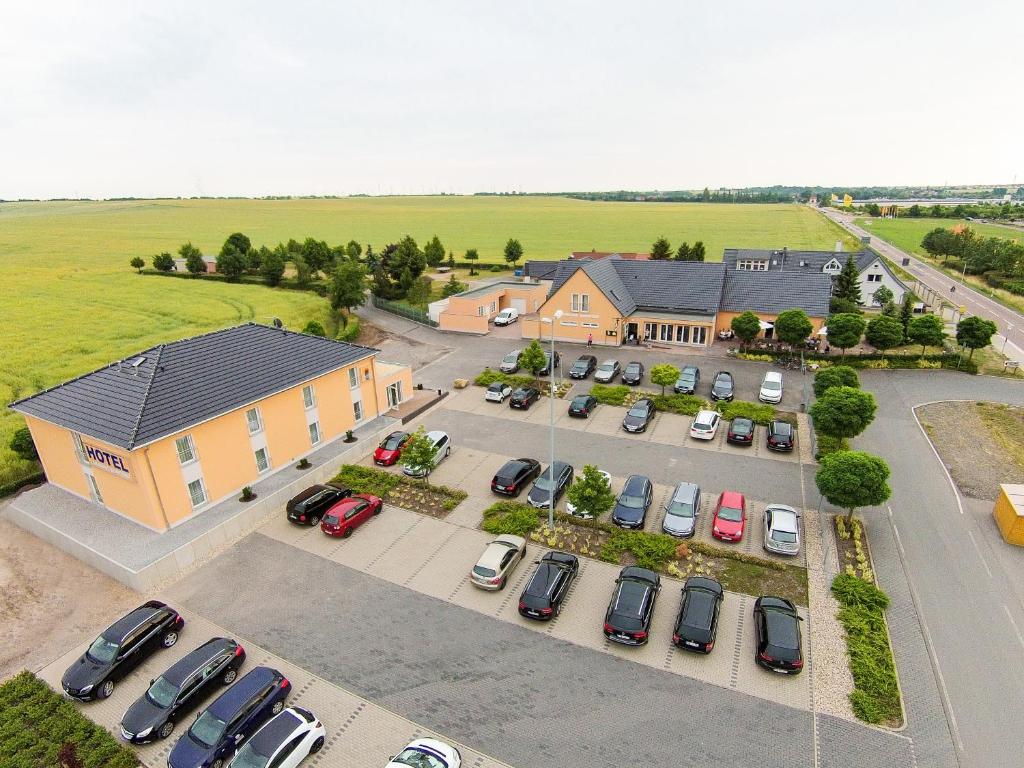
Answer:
(120, 637, 246, 743)
(509, 387, 541, 410)
(167, 666, 291, 768)
(538, 351, 561, 377)
(612, 474, 653, 529)
(603, 566, 661, 645)
(674, 365, 700, 394)
(569, 355, 597, 379)
(527, 461, 574, 509)
(622, 361, 644, 385)
(62, 601, 184, 702)
(672, 577, 724, 653)
(286, 483, 351, 526)
(491, 458, 542, 496)
(710, 371, 734, 401)
(726, 417, 755, 446)
(622, 398, 656, 433)
(766, 420, 794, 452)
(518, 551, 580, 620)
(754, 596, 804, 674)
(567, 394, 597, 418)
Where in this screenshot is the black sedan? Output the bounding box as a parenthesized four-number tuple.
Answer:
(527, 461, 574, 509)
(567, 394, 598, 418)
(766, 420, 795, 452)
(491, 458, 542, 496)
(674, 365, 700, 394)
(603, 566, 661, 645)
(672, 577, 723, 653)
(726, 417, 755, 446)
(611, 474, 653, 529)
(622, 361, 644, 385)
(753, 596, 804, 674)
(120, 637, 246, 743)
(622, 398, 656, 433)
(518, 551, 580, 620)
(62, 601, 184, 701)
(509, 387, 541, 410)
(569, 355, 597, 379)
(710, 371, 734, 401)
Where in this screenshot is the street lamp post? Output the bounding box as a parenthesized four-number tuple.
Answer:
(1002, 325, 1014, 355)
(541, 309, 563, 529)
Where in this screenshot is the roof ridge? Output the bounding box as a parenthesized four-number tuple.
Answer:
(127, 344, 164, 449)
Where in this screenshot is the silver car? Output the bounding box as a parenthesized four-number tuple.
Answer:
(470, 534, 527, 590)
(662, 482, 701, 538)
(401, 430, 451, 477)
(763, 504, 801, 556)
(593, 360, 621, 384)
(499, 350, 521, 374)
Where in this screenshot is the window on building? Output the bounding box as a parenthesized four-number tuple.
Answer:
(582, 322, 599, 328)
(302, 385, 316, 409)
(737, 260, 769, 271)
(353, 400, 363, 422)
(254, 447, 270, 473)
(676, 325, 689, 343)
(187, 478, 207, 508)
(644, 322, 657, 340)
(693, 326, 708, 345)
(560, 320, 577, 326)
(245, 407, 262, 434)
(364, 369, 371, 381)
(87, 473, 103, 504)
(175, 435, 196, 465)
(571, 293, 590, 312)
(308, 421, 321, 445)
(477, 306, 485, 316)
(348, 367, 358, 389)
(866, 273, 882, 282)
(490, 301, 497, 313)
(386, 382, 403, 408)
(660, 324, 672, 342)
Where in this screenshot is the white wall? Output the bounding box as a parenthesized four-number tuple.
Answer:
(859, 259, 907, 306)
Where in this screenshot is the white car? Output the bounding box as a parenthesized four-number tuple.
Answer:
(689, 410, 721, 440)
(566, 469, 612, 518)
(401, 430, 451, 477)
(485, 382, 513, 402)
(228, 706, 325, 768)
(470, 534, 527, 590)
(386, 738, 462, 768)
(764, 504, 801, 556)
(493, 307, 520, 326)
(759, 371, 784, 404)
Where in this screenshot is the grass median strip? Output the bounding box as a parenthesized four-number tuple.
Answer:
(335, 464, 467, 517)
(590, 384, 787, 424)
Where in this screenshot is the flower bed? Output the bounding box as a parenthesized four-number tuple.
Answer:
(590, 384, 786, 424)
(736, 350, 977, 374)
(334, 465, 466, 518)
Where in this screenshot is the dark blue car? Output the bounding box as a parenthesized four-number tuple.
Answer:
(167, 666, 291, 768)
(611, 475, 653, 529)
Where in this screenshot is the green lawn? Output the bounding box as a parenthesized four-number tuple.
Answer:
(856, 216, 1024, 256)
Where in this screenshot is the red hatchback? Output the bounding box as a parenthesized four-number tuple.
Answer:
(712, 491, 746, 542)
(321, 494, 383, 538)
(373, 431, 410, 466)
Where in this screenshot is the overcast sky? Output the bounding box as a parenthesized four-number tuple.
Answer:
(1, 1, 1020, 199)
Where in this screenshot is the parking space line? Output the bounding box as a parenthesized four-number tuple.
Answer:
(1003, 604, 1024, 652)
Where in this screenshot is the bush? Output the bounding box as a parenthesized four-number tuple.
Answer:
(832, 572, 890, 612)
(715, 399, 776, 425)
(600, 529, 680, 570)
(589, 384, 630, 406)
(473, 368, 536, 390)
(336, 314, 361, 342)
(9, 427, 38, 461)
(302, 320, 326, 337)
(650, 392, 707, 416)
(334, 465, 401, 498)
(814, 433, 848, 458)
(481, 501, 542, 536)
(489, 264, 502, 272)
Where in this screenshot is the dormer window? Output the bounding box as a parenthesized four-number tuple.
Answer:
(737, 260, 768, 271)
(822, 259, 842, 274)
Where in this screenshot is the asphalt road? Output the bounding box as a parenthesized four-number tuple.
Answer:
(824, 209, 1024, 360)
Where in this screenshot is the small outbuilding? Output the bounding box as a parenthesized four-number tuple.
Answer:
(994, 484, 1024, 546)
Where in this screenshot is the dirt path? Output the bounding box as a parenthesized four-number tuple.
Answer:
(0, 513, 139, 681)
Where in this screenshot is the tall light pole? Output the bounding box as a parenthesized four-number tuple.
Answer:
(541, 309, 563, 529)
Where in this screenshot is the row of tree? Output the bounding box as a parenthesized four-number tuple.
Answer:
(649, 237, 707, 261)
(921, 226, 1024, 285)
(861, 201, 1022, 220)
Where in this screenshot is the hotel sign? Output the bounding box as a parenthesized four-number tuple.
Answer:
(84, 443, 130, 475)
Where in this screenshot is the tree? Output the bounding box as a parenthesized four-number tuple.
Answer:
(329, 260, 367, 316)
(292, 252, 313, 288)
(180, 241, 206, 276)
(130, 256, 145, 273)
(441, 274, 468, 297)
(866, 203, 881, 217)
(371, 264, 397, 299)
(216, 245, 246, 281)
(907, 314, 946, 357)
(829, 296, 861, 316)
(834, 255, 862, 306)
(464, 248, 479, 275)
(565, 464, 616, 520)
(503, 238, 524, 267)
(10, 426, 38, 461)
(908, 204, 922, 218)
(398, 266, 414, 296)
(393, 235, 426, 279)
(248, 245, 269, 273)
(813, 366, 859, 398)
(302, 320, 326, 337)
(519, 339, 547, 381)
(401, 426, 440, 485)
(675, 242, 691, 261)
(809, 386, 877, 439)
(446, 250, 455, 270)
(826, 312, 866, 356)
(301, 238, 332, 275)
(405, 275, 433, 306)
(424, 235, 445, 268)
(730, 311, 762, 349)
(956, 315, 998, 359)
(774, 309, 813, 348)
(871, 285, 894, 308)
(865, 315, 904, 354)
(650, 363, 680, 395)
(650, 236, 672, 260)
(815, 450, 891, 523)
(921, 227, 956, 264)
(346, 240, 362, 259)
(222, 232, 252, 256)
(691, 241, 706, 262)
(152, 252, 175, 272)
(260, 250, 286, 287)
(899, 293, 914, 340)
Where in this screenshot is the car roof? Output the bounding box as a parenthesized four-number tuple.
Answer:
(487, 381, 508, 389)
(763, 371, 783, 382)
(504, 349, 520, 357)
(620, 565, 659, 584)
(719, 490, 745, 507)
(103, 601, 167, 641)
(715, 371, 732, 378)
(681, 365, 699, 374)
(498, 458, 534, 475)
(289, 484, 331, 503)
(574, 355, 596, 363)
(681, 586, 718, 627)
(479, 538, 522, 568)
(625, 361, 642, 368)
(671, 483, 700, 504)
(731, 416, 753, 426)
(694, 409, 717, 420)
(763, 607, 801, 649)
(249, 710, 304, 757)
(542, 461, 571, 476)
(162, 638, 235, 686)
(767, 505, 799, 530)
(383, 430, 406, 440)
(685, 576, 723, 594)
(622, 474, 650, 494)
(542, 550, 577, 566)
(206, 666, 278, 718)
(425, 430, 447, 443)
(599, 359, 617, 366)
(525, 561, 563, 597)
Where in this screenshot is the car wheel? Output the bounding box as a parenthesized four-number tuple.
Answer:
(158, 721, 175, 740)
(498, 576, 507, 590)
(446, 447, 451, 457)
(555, 601, 562, 617)
(309, 515, 320, 526)
(222, 667, 238, 685)
(212, 760, 224, 768)
(161, 630, 179, 648)
(98, 679, 114, 699)
(342, 527, 353, 538)
(271, 700, 285, 715)
(310, 736, 325, 755)
(373, 504, 382, 516)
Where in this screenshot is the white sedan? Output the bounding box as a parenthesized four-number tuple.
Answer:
(228, 707, 325, 768)
(566, 469, 612, 518)
(689, 410, 721, 440)
(386, 738, 462, 768)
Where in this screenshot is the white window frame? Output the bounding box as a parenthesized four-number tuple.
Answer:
(187, 478, 207, 508)
(560, 320, 578, 327)
(386, 382, 403, 408)
(353, 400, 364, 423)
(254, 446, 270, 473)
(737, 260, 769, 271)
(308, 421, 322, 446)
(490, 301, 497, 313)
(302, 385, 316, 409)
(175, 435, 196, 466)
(245, 407, 262, 435)
(581, 322, 599, 328)
(348, 367, 359, 389)
(866, 273, 882, 282)
(571, 293, 590, 312)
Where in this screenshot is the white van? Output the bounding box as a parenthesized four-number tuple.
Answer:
(493, 308, 520, 326)
(402, 430, 451, 477)
(759, 371, 784, 404)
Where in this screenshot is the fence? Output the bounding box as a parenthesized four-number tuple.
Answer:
(372, 295, 438, 327)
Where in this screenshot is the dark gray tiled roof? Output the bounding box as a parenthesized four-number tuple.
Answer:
(10, 323, 378, 449)
(720, 271, 832, 317)
(722, 248, 875, 273)
(523, 261, 560, 280)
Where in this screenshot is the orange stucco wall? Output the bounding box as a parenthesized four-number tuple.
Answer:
(525, 270, 622, 345)
(440, 313, 489, 333)
(439, 283, 548, 333)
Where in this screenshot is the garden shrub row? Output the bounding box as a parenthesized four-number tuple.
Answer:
(0, 671, 138, 768)
(474, 368, 537, 390)
(590, 385, 782, 424)
(0, 470, 45, 499)
(737, 349, 977, 374)
(333, 464, 466, 508)
(335, 315, 360, 342)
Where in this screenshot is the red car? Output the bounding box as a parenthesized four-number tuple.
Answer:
(373, 431, 410, 466)
(712, 491, 746, 542)
(320, 494, 382, 538)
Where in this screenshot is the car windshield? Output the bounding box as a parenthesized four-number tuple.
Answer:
(626, 364, 640, 373)
(762, 380, 782, 391)
(571, 396, 589, 407)
(715, 377, 731, 389)
(392, 748, 448, 768)
(473, 565, 496, 578)
(667, 501, 695, 518)
(772, 530, 798, 543)
(718, 505, 743, 522)
(619, 493, 645, 509)
(230, 743, 272, 768)
(189, 710, 228, 747)
(572, 361, 587, 370)
(678, 373, 695, 383)
(146, 676, 177, 709)
(626, 404, 648, 418)
(382, 434, 405, 450)
(598, 362, 615, 371)
(487, 383, 504, 392)
(534, 473, 556, 491)
(503, 353, 518, 364)
(86, 636, 119, 664)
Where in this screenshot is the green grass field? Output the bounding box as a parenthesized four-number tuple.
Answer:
(855, 216, 1024, 257)
(0, 197, 857, 489)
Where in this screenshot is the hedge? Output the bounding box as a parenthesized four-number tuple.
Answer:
(737, 349, 977, 374)
(0, 671, 138, 768)
(714, 399, 777, 425)
(591, 385, 783, 423)
(481, 501, 542, 536)
(335, 314, 360, 342)
(651, 392, 707, 417)
(145, 269, 329, 296)
(0, 470, 45, 499)
(473, 368, 537, 390)
(334, 464, 401, 498)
